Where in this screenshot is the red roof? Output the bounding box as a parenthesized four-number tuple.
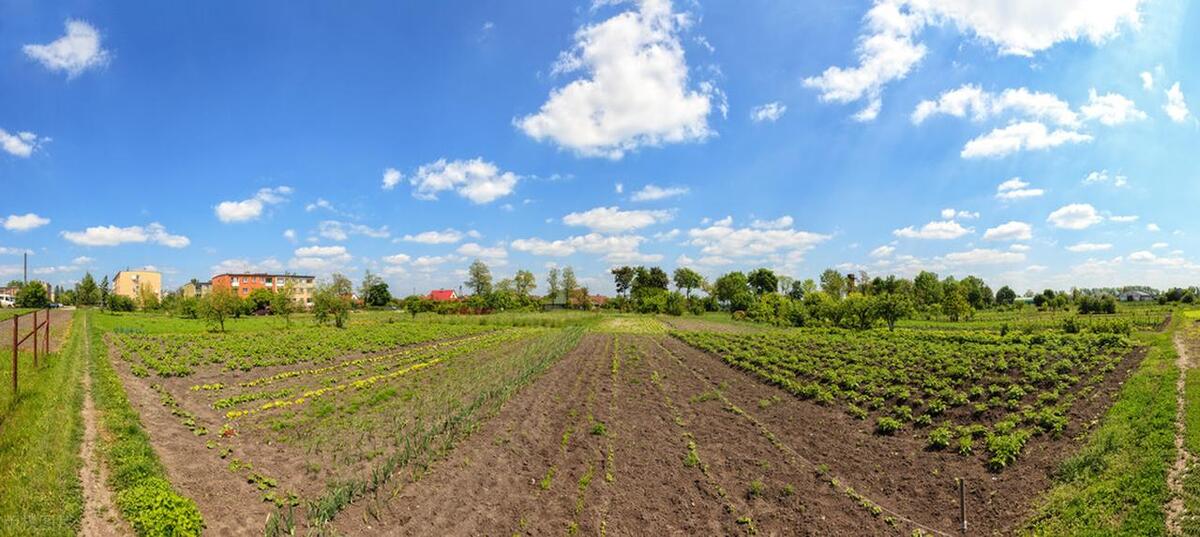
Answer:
(428, 289, 458, 301)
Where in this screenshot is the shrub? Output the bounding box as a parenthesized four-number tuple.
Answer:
(875, 417, 902, 435)
(927, 425, 952, 449)
(116, 477, 205, 536)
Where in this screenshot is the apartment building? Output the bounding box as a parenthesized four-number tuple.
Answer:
(210, 273, 316, 307)
(112, 270, 163, 301)
(179, 281, 212, 299)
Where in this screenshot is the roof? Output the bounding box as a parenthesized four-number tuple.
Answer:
(211, 273, 315, 279)
(428, 289, 458, 301)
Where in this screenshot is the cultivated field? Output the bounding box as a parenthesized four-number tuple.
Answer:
(0, 306, 1192, 535)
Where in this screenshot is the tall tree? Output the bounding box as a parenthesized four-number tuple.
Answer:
(561, 267, 577, 309)
(611, 266, 635, 297)
(99, 275, 110, 307)
(672, 267, 705, 298)
(15, 281, 49, 308)
(747, 268, 778, 296)
(76, 272, 99, 305)
(995, 285, 1017, 306)
(314, 278, 352, 328)
(513, 270, 536, 297)
(199, 287, 238, 332)
(465, 260, 493, 296)
(820, 269, 846, 299)
(913, 271, 942, 307)
(713, 272, 752, 314)
(546, 268, 561, 304)
(272, 279, 297, 326)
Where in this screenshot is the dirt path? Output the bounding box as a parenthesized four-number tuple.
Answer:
(79, 312, 132, 536)
(1168, 331, 1194, 534)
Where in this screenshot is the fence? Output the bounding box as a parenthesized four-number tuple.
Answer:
(9, 308, 51, 392)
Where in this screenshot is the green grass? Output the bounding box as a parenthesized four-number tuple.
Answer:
(0, 308, 37, 322)
(1020, 321, 1178, 536)
(1179, 320, 1200, 535)
(87, 310, 204, 536)
(0, 309, 84, 536)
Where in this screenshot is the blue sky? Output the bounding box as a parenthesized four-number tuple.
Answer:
(2, 0, 1198, 295)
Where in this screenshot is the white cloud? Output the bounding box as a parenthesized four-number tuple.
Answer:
(1047, 203, 1103, 230)
(631, 184, 689, 202)
(960, 121, 1091, 158)
(294, 245, 347, 257)
(939, 248, 1026, 266)
(283, 229, 297, 243)
(1109, 215, 1139, 223)
(457, 242, 508, 262)
(995, 177, 1044, 201)
(1128, 250, 1195, 269)
(381, 168, 403, 190)
(317, 220, 389, 241)
(215, 186, 292, 223)
(1009, 244, 1031, 252)
(870, 245, 895, 258)
(400, 229, 470, 244)
(614, 182, 624, 194)
(1152, 242, 1169, 250)
(382, 253, 411, 265)
(4, 213, 50, 231)
(411, 255, 458, 270)
(1164, 82, 1191, 123)
(1083, 170, 1128, 187)
(912, 85, 1078, 126)
(940, 208, 978, 220)
(409, 158, 518, 204)
(750, 101, 787, 123)
(563, 206, 672, 233)
(809, 1, 1144, 118)
(982, 221, 1032, 241)
(750, 216, 794, 230)
(72, 256, 93, 265)
(1066, 242, 1113, 252)
(515, 0, 716, 158)
(1080, 89, 1146, 125)
(0, 129, 48, 158)
(1140, 71, 1154, 90)
(23, 20, 110, 77)
(1147, 223, 1161, 232)
(62, 222, 190, 248)
(512, 233, 656, 263)
(687, 218, 830, 261)
(653, 228, 680, 241)
(893, 220, 971, 240)
(289, 245, 352, 273)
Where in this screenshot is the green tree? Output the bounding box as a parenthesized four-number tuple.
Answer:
(747, 268, 778, 296)
(15, 281, 49, 308)
(247, 288, 275, 312)
(873, 292, 912, 331)
(99, 275, 110, 308)
(840, 294, 875, 329)
(714, 272, 753, 315)
(820, 268, 846, 299)
(465, 260, 493, 297)
(401, 294, 429, 319)
(943, 286, 972, 322)
(787, 280, 806, 300)
(561, 266, 578, 309)
(913, 271, 942, 308)
(672, 267, 705, 298)
(546, 268, 561, 304)
(271, 279, 297, 326)
(995, 286, 1017, 306)
(313, 278, 352, 328)
(360, 271, 391, 307)
(611, 266, 635, 297)
(76, 272, 99, 306)
(514, 270, 536, 297)
(199, 287, 238, 332)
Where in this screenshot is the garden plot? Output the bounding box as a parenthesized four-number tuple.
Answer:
(105, 321, 582, 534)
(336, 333, 920, 536)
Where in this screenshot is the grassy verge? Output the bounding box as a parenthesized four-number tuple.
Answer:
(0, 309, 83, 535)
(1020, 321, 1178, 536)
(1179, 316, 1200, 535)
(87, 310, 205, 536)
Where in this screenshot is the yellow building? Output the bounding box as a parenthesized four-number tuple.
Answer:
(112, 270, 163, 301)
(179, 281, 211, 299)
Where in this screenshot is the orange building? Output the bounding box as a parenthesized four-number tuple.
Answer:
(210, 273, 316, 307)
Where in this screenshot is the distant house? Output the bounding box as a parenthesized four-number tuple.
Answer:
(1120, 290, 1155, 302)
(428, 289, 459, 302)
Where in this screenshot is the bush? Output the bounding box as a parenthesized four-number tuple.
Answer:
(116, 477, 205, 536)
(108, 294, 136, 312)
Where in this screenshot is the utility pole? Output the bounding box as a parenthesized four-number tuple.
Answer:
(23, 252, 27, 284)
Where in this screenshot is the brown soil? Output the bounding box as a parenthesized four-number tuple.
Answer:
(1168, 326, 1196, 533)
(80, 312, 133, 536)
(334, 334, 911, 536)
(0, 308, 74, 353)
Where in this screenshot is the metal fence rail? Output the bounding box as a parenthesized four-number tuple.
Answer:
(10, 308, 51, 392)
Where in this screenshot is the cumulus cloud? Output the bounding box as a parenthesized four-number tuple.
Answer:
(283, 229, 297, 243)
(1047, 203, 1103, 230)
(215, 186, 292, 223)
(409, 158, 518, 204)
(995, 177, 1044, 201)
(750, 216, 795, 230)
(457, 242, 508, 263)
(381, 167, 403, 190)
(982, 221, 1032, 241)
(893, 220, 972, 240)
(562, 206, 672, 233)
(1066, 242, 1113, 252)
(211, 257, 285, 275)
(62, 222, 190, 248)
(515, 0, 716, 158)
(317, 220, 390, 241)
(1164, 82, 1191, 123)
(289, 245, 353, 273)
(4, 213, 50, 231)
(809, 1, 1144, 119)
(750, 101, 787, 123)
(631, 184, 689, 202)
(23, 20, 110, 77)
(1083, 170, 1128, 187)
(1080, 89, 1146, 125)
(400, 229, 476, 244)
(687, 218, 830, 262)
(940, 208, 978, 220)
(938, 248, 1026, 266)
(512, 233, 658, 263)
(1140, 71, 1154, 90)
(1109, 215, 1139, 223)
(912, 85, 1079, 126)
(960, 121, 1091, 158)
(0, 129, 49, 158)
(870, 245, 896, 258)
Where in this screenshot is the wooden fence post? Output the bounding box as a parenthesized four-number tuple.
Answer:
(32, 310, 38, 368)
(11, 313, 17, 393)
(44, 308, 50, 359)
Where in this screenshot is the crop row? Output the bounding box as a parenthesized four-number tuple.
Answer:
(674, 328, 1133, 470)
(110, 321, 493, 376)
